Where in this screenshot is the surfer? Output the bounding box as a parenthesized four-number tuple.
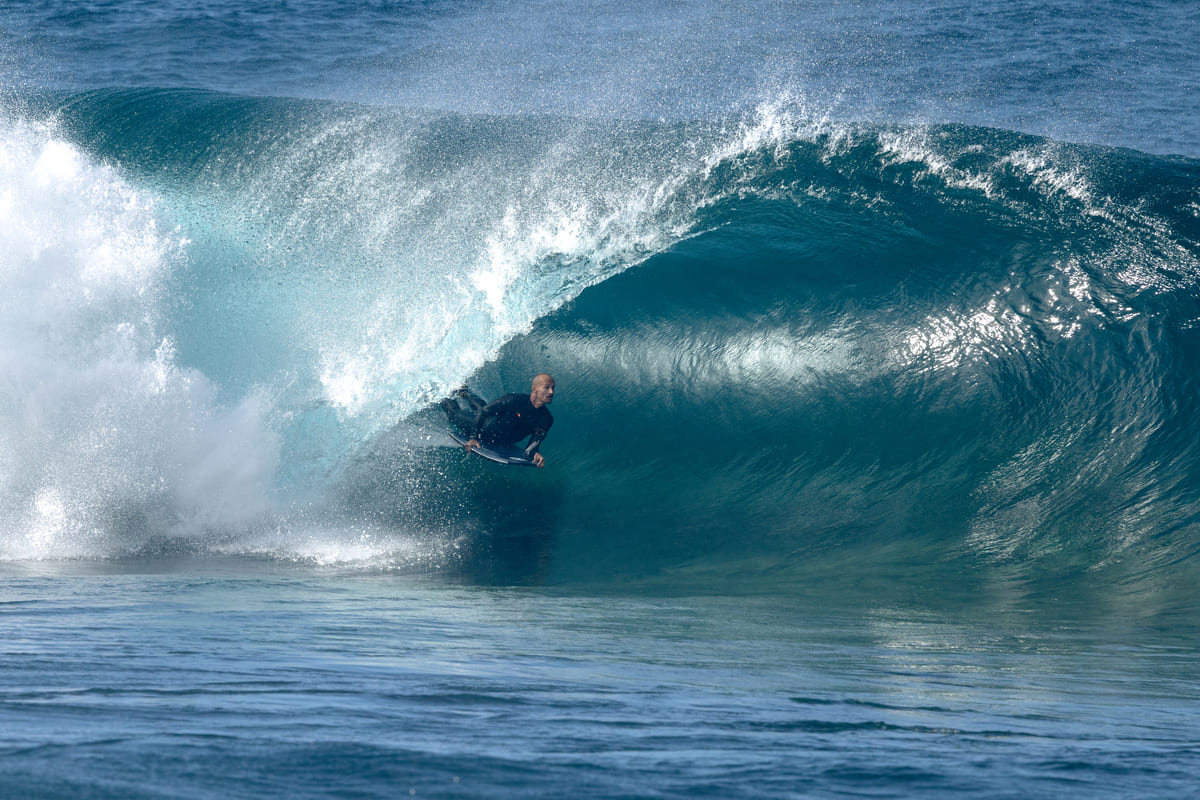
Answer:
(440, 374, 555, 468)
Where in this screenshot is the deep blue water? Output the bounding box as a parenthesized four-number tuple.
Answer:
(4, 562, 1200, 799)
(2, 1, 1200, 797)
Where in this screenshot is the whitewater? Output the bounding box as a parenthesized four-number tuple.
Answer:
(2, 1, 1200, 797)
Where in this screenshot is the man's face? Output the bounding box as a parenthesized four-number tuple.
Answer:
(532, 379, 555, 406)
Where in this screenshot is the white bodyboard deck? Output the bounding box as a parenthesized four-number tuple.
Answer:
(447, 430, 537, 467)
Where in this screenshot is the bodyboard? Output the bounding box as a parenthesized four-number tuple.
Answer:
(447, 430, 537, 467)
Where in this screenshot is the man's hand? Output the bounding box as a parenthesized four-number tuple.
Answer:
(465, 438, 479, 453)
(531, 452, 545, 468)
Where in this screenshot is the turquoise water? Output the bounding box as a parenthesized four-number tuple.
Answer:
(2, 1, 1200, 796)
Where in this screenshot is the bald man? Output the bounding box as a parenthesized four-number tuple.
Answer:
(440, 374, 555, 468)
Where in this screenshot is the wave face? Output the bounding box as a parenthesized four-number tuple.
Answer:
(485, 122, 1200, 604)
(4, 89, 1200, 606)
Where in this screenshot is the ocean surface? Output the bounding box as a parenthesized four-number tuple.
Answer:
(3, 1, 1200, 797)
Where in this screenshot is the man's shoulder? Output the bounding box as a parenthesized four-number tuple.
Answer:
(484, 392, 527, 412)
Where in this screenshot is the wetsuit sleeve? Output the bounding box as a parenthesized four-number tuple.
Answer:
(471, 395, 515, 440)
(523, 414, 553, 457)
(470, 404, 495, 440)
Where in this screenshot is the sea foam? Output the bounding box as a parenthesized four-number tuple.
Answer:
(0, 118, 279, 558)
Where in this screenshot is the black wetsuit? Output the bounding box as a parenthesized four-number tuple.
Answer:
(443, 390, 553, 456)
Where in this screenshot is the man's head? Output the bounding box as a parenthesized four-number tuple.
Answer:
(530, 373, 555, 407)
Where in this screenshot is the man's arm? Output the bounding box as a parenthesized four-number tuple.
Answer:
(463, 397, 508, 452)
(463, 408, 489, 452)
(522, 429, 548, 457)
(522, 414, 552, 468)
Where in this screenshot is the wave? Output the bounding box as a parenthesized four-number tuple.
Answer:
(3, 89, 1200, 607)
